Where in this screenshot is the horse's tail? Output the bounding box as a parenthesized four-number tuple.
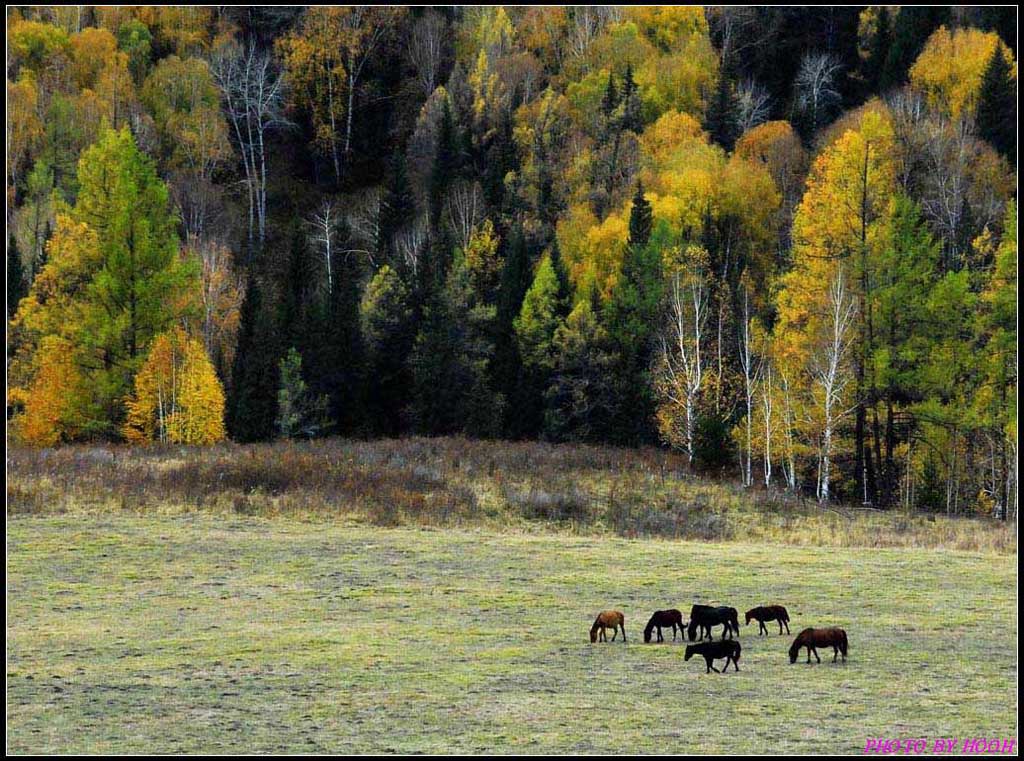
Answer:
(780, 607, 790, 622)
(840, 630, 848, 656)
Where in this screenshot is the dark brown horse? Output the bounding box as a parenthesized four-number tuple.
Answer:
(687, 605, 740, 641)
(590, 610, 626, 643)
(644, 609, 684, 643)
(746, 605, 791, 636)
(685, 640, 741, 673)
(789, 627, 848, 663)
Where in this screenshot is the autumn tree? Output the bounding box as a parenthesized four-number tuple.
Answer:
(123, 327, 226, 445)
(790, 104, 897, 504)
(9, 128, 198, 442)
(277, 8, 349, 184)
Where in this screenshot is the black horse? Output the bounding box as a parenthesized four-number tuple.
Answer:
(685, 640, 742, 673)
(643, 609, 685, 643)
(745, 605, 791, 636)
(688, 605, 740, 641)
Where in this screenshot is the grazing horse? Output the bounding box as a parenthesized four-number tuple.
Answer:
(746, 605, 791, 636)
(590, 610, 626, 643)
(643, 609, 685, 643)
(687, 604, 740, 641)
(789, 627, 848, 664)
(685, 640, 742, 673)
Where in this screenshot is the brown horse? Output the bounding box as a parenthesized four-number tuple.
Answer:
(746, 605, 791, 636)
(685, 640, 741, 673)
(590, 610, 626, 643)
(789, 627, 848, 663)
(644, 609, 684, 643)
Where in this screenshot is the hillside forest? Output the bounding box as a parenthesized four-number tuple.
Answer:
(5, 6, 1018, 517)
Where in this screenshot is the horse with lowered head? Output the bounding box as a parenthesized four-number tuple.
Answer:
(644, 609, 685, 643)
(746, 605, 791, 636)
(688, 604, 740, 641)
(590, 610, 626, 643)
(789, 627, 848, 663)
(685, 640, 742, 673)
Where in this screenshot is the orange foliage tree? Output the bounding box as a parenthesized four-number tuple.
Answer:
(123, 328, 226, 445)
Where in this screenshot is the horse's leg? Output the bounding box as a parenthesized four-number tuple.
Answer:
(657, 626, 663, 643)
(832, 645, 838, 663)
(813, 646, 820, 663)
(760, 621, 768, 636)
(785, 621, 791, 634)
(621, 623, 626, 643)
(806, 646, 812, 664)
(610, 625, 617, 641)
(707, 658, 719, 674)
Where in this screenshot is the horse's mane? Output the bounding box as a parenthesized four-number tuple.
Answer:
(788, 637, 802, 660)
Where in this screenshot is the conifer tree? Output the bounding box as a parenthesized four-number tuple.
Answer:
(8, 234, 26, 320)
(976, 43, 1016, 163)
(228, 274, 281, 442)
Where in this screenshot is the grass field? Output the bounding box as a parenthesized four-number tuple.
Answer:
(7, 512, 1017, 754)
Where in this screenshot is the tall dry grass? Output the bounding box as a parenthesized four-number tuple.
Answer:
(6, 437, 1016, 553)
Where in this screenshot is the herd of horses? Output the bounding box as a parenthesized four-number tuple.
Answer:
(589, 605, 848, 674)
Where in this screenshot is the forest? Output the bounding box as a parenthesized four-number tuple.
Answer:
(5, 6, 1018, 517)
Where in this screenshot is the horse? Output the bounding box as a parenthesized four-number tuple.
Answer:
(643, 609, 685, 643)
(687, 604, 740, 641)
(590, 610, 626, 643)
(788, 627, 848, 663)
(745, 605, 791, 636)
(685, 640, 742, 673)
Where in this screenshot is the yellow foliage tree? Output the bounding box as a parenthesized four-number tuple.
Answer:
(124, 328, 226, 445)
(910, 26, 1017, 119)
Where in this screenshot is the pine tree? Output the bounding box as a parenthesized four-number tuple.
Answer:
(620, 62, 642, 134)
(976, 43, 1016, 163)
(627, 181, 653, 253)
(276, 347, 332, 439)
(705, 59, 739, 149)
(513, 251, 566, 435)
(361, 264, 414, 435)
(380, 150, 416, 265)
(494, 224, 534, 435)
(865, 7, 892, 91)
(544, 292, 616, 442)
(429, 97, 459, 230)
(601, 71, 619, 119)
(228, 274, 281, 442)
(603, 208, 667, 445)
(410, 247, 504, 436)
(879, 7, 949, 91)
(8, 234, 26, 320)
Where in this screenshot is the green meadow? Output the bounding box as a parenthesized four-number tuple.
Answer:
(7, 513, 1016, 754)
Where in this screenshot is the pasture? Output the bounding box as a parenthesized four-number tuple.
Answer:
(7, 513, 1017, 753)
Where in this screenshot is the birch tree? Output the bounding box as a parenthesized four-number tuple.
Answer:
(212, 38, 287, 249)
(737, 283, 761, 487)
(307, 198, 342, 297)
(654, 246, 710, 466)
(810, 268, 857, 503)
